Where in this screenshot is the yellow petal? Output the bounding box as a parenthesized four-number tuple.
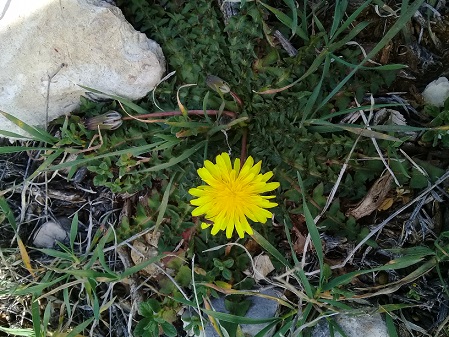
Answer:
(201, 222, 212, 229)
(239, 156, 254, 178)
(197, 167, 218, 186)
(248, 160, 262, 176)
(216, 152, 232, 173)
(233, 158, 241, 173)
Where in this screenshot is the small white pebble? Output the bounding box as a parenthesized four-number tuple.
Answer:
(422, 77, 449, 107)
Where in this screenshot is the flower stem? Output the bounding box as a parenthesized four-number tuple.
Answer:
(240, 128, 248, 167)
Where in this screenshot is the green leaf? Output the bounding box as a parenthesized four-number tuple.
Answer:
(0, 130, 35, 140)
(323, 256, 434, 291)
(154, 174, 176, 234)
(31, 299, 41, 337)
(223, 259, 234, 268)
(385, 314, 398, 337)
(0, 110, 58, 144)
(70, 212, 79, 251)
(225, 298, 251, 317)
(329, 21, 370, 51)
(296, 172, 325, 285)
(258, 2, 307, 41)
(175, 265, 192, 287)
(330, 0, 371, 42)
(282, 0, 298, 37)
(0, 326, 35, 336)
(65, 317, 95, 337)
(141, 299, 160, 316)
(222, 268, 232, 280)
(26, 149, 65, 180)
(0, 197, 17, 232)
(78, 85, 151, 116)
(0, 146, 53, 154)
(161, 321, 178, 337)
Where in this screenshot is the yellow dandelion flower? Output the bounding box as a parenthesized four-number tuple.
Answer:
(189, 152, 280, 238)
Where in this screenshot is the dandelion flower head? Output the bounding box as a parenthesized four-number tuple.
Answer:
(189, 153, 280, 238)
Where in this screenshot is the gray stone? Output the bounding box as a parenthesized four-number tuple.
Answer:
(0, 0, 165, 138)
(311, 313, 388, 337)
(203, 288, 280, 337)
(32, 220, 69, 248)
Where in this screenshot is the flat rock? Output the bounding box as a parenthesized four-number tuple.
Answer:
(0, 0, 165, 138)
(311, 313, 388, 337)
(203, 288, 280, 337)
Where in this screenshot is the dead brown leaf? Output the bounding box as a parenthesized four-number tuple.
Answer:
(347, 173, 393, 220)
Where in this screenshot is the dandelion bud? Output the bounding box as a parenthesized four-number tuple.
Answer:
(84, 111, 123, 130)
(206, 75, 230, 94)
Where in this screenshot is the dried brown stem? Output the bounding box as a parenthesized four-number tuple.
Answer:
(240, 128, 248, 167)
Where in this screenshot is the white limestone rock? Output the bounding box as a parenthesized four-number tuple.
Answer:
(422, 77, 449, 107)
(0, 0, 165, 138)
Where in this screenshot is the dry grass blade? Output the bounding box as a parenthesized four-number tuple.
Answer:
(17, 237, 35, 279)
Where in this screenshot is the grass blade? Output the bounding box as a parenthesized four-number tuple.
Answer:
(330, 0, 372, 42)
(296, 172, 324, 282)
(70, 212, 79, 251)
(0, 110, 57, 144)
(258, 2, 307, 41)
(316, 0, 426, 112)
(0, 327, 35, 337)
(65, 317, 95, 337)
(301, 54, 331, 123)
(0, 130, 34, 139)
(18, 238, 35, 278)
(330, 0, 348, 38)
(0, 146, 56, 154)
(26, 148, 65, 180)
(0, 196, 17, 232)
(133, 140, 206, 174)
(283, 0, 298, 37)
(202, 309, 280, 325)
(251, 229, 292, 268)
(154, 175, 176, 234)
